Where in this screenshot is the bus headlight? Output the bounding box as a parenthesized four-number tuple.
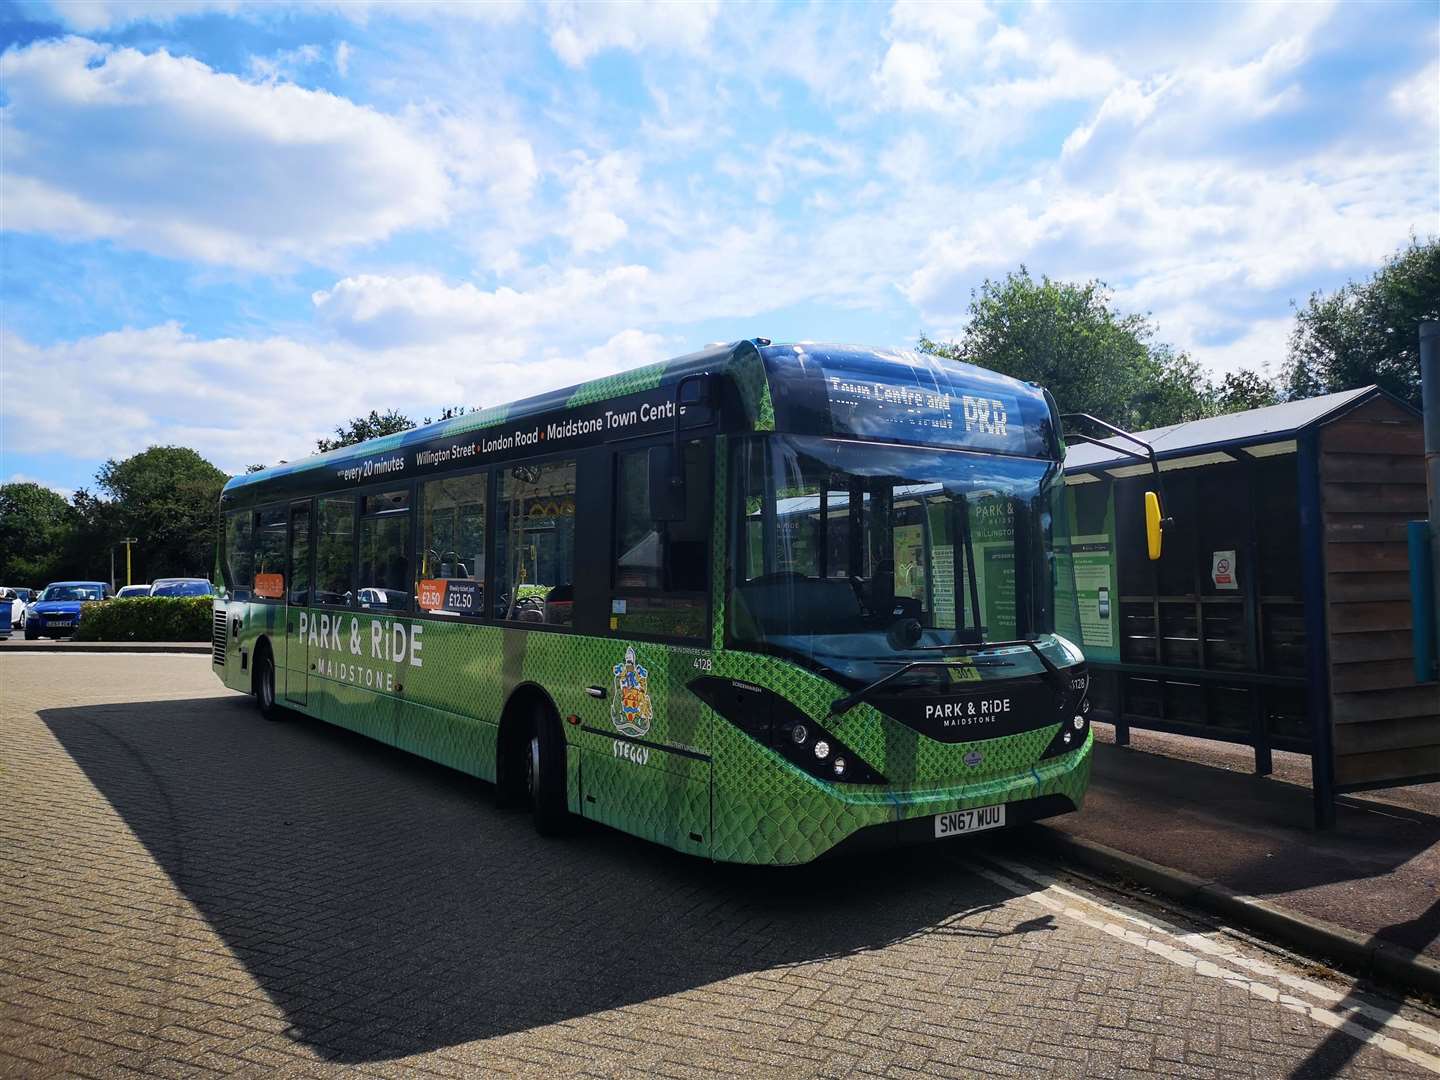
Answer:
(1041, 712, 1090, 760)
(686, 676, 887, 786)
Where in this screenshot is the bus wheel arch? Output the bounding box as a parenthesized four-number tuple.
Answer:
(251, 636, 283, 721)
(497, 684, 569, 835)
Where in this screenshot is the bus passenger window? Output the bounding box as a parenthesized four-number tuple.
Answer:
(358, 489, 410, 612)
(610, 440, 709, 640)
(316, 495, 356, 606)
(224, 510, 253, 598)
(419, 473, 486, 616)
(495, 459, 576, 626)
(253, 507, 287, 599)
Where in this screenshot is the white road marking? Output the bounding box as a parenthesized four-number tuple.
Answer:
(986, 854, 1440, 1053)
(968, 856, 1440, 1075)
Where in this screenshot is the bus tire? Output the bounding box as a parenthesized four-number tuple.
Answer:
(254, 641, 283, 722)
(527, 704, 569, 837)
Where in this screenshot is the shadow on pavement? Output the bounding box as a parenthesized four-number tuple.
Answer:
(41, 695, 1050, 1064)
(1057, 742, 1440, 957)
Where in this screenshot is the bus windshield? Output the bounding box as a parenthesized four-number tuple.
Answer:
(731, 435, 1080, 685)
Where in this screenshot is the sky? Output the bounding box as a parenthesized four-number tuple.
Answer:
(1, 0, 1436, 496)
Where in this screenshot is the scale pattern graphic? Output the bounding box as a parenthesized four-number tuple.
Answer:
(217, 596, 1089, 865)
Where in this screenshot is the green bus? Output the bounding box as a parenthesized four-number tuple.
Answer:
(213, 339, 1100, 864)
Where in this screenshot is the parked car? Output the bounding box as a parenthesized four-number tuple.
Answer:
(26, 581, 108, 639)
(0, 587, 32, 630)
(115, 584, 152, 598)
(149, 578, 215, 597)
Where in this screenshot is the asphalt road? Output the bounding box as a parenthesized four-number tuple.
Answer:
(3, 652, 1438, 1079)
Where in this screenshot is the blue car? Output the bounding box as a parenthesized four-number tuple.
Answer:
(25, 581, 109, 639)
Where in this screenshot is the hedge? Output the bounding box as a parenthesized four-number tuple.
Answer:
(73, 597, 214, 642)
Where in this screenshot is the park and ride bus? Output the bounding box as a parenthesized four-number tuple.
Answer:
(212, 339, 1106, 864)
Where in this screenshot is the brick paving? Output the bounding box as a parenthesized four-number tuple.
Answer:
(2, 653, 1436, 1078)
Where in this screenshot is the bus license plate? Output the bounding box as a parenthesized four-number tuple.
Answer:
(934, 804, 1006, 839)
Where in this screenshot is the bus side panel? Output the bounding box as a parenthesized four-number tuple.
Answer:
(390, 618, 507, 782)
(520, 632, 712, 857)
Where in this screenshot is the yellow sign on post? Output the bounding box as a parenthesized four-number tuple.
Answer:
(1144, 491, 1164, 561)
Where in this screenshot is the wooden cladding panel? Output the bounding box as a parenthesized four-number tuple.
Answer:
(1329, 629, 1416, 664)
(1335, 745, 1440, 788)
(1325, 516, 1422, 545)
(1331, 685, 1440, 724)
(1331, 657, 1427, 694)
(1325, 571, 1411, 603)
(1319, 397, 1438, 792)
(1327, 601, 1412, 634)
(1325, 542, 1409, 574)
(1321, 483, 1427, 514)
(1333, 716, 1440, 756)
(1319, 453, 1425, 484)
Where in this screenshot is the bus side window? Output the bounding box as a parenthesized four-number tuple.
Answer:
(495, 459, 577, 626)
(316, 495, 357, 606)
(224, 509, 253, 600)
(357, 489, 411, 612)
(252, 506, 287, 600)
(610, 440, 709, 640)
(419, 472, 486, 616)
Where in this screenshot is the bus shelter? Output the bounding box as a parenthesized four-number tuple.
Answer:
(1061, 386, 1440, 826)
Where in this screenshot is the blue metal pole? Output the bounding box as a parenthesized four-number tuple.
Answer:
(1409, 520, 1436, 683)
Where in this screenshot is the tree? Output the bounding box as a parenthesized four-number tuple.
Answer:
(1214, 368, 1280, 413)
(1284, 236, 1440, 407)
(0, 482, 74, 585)
(92, 447, 228, 581)
(920, 267, 1214, 431)
(316, 409, 416, 452)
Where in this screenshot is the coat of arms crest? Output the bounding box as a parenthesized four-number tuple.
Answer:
(611, 647, 654, 738)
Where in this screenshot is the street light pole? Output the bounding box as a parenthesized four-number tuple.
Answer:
(109, 538, 139, 592)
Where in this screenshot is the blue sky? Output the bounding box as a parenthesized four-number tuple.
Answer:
(1, 0, 1436, 495)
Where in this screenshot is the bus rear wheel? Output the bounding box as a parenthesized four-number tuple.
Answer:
(525, 705, 569, 837)
(254, 643, 283, 722)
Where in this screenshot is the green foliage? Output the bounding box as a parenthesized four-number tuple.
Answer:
(0, 482, 74, 586)
(919, 267, 1215, 431)
(73, 597, 213, 642)
(1284, 236, 1440, 407)
(316, 409, 416, 452)
(1214, 368, 1281, 413)
(91, 447, 228, 581)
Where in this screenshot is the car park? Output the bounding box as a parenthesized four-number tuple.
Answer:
(149, 578, 215, 597)
(25, 581, 108, 639)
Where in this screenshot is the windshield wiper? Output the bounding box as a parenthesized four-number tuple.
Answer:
(918, 637, 1068, 695)
(829, 659, 981, 716)
(829, 637, 1066, 717)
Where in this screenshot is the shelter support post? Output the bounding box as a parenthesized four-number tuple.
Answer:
(1421, 320, 1440, 674)
(1298, 431, 1335, 829)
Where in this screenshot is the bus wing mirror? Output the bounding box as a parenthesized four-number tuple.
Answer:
(648, 445, 686, 521)
(1145, 490, 1164, 560)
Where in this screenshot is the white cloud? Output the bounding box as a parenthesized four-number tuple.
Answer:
(35, 0, 528, 31)
(544, 0, 719, 68)
(0, 37, 451, 268)
(0, 319, 677, 475)
(3, 472, 75, 499)
(556, 152, 638, 254)
(311, 266, 655, 347)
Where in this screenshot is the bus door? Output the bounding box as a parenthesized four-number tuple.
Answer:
(284, 500, 311, 705)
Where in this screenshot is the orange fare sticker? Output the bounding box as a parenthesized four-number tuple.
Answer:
(418, 579, 447, 611)
(254, 573, 285, 599)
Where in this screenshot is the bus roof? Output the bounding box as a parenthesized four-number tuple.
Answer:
(224, 340, 1057, 499)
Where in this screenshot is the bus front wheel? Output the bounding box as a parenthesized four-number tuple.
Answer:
(526, 706, 569, 837)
